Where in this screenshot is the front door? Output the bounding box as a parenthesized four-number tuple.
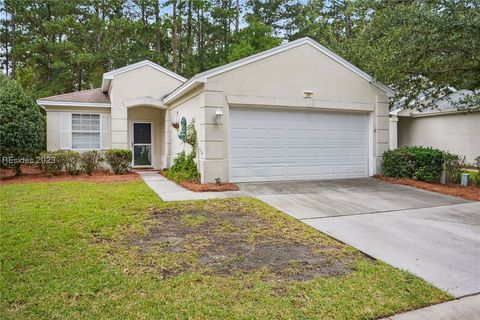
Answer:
(132, 122, 153, 166)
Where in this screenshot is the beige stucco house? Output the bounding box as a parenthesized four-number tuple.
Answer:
(37, 37, 394, 183)
(390, 90, 480, 164)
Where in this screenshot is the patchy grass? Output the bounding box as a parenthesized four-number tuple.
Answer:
(1, 181, 451, 319)
(127, 202, 356, 281)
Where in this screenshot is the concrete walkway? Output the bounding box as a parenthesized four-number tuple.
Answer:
(138, 171, 246, 201)
(382, 294, 480, 320)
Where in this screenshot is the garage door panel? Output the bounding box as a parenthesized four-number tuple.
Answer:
(229, 107, 369, 182)
(230, 128, 250, 139)
(269, 129, 286, 139)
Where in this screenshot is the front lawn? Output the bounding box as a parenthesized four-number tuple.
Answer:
(1, 180, 451, 319)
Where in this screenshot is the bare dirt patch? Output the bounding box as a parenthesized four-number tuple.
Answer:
(129, 205, 356, 281)
(1, 165, 140, 185)
(376, 176, 480, 201)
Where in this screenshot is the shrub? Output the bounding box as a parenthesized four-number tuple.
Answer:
(382, 146, 444, 182)
(0, 76, 45, 175)
(80, 151, 101, 175)
(105, 149, 132, 175)
(444, 152, 464, 184)
(468, 171, 480, 187)
(62, 151, 81, 175)
(382, 148, 416, 178)
(474, 156, 480, 169)
(166, 151, 200, 183)
(411, 147, 445, 182)
(39, 151, 65, 176)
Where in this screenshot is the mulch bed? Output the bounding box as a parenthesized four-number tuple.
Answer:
(1, 165, 140, 185)
(159, 170, 239, 192)
(376, 175, 480, 201)
(179, 181, 239, 192)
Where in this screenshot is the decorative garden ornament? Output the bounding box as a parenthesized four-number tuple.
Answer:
(178, 117, 187, 141)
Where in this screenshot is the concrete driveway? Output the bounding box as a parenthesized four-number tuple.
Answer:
(239, 178, 480, 298)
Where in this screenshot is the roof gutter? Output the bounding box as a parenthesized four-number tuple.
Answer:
(36, 100, 111, 108)
(163, 79, 207, 104)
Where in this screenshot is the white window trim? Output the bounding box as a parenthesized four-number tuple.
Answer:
(71, 112, 102, 150)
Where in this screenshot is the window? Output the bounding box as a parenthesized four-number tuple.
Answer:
(72, 114, 100, 149)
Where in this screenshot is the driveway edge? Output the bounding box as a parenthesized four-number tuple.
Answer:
(381, 294, 480, 320)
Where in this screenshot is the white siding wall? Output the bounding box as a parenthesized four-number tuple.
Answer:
(167, 89, 205, 173)
(398, 113, 480, 163)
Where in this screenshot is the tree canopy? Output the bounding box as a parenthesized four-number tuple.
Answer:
(0, 73, 45, 175)
(1, 0, 479, 110)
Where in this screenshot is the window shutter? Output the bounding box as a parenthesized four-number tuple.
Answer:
(60, 112, 72, 150)
(101, 113, 111, 149)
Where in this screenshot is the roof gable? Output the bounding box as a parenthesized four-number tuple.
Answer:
(164, 37, 394, 103)
(102, 60, 187, 92)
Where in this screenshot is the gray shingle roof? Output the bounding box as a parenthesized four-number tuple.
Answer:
(39, 88, 110, 104)
(392, 89, 477, 115)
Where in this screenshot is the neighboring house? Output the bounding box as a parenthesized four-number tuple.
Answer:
(37, 37, 394, 183)
(390, 89, 480, 164)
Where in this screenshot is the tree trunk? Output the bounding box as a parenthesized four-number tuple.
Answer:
(196, 5, 204, 71)
(223, 0, 228, 55)
(155, 0, 161, 62)
(10, 4, 16, 79)
(172, 0, 178, 73)
(77, 68, 82, 91)
(95, 3, 102, 51)
(3, 7, 10, 75)
(14, 163, 21, 176)
(187, 0, 192, 52)
(235, 0, 239, 33)
(46, 3, 52, 82)
(345, 8, 352, 39)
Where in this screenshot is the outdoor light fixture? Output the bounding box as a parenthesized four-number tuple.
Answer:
(215, 108, 223, 124)
(304, 90, 314, 99)
(304, 90, 314, 107)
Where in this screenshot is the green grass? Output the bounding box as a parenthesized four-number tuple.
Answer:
(1, 180, 451, 319)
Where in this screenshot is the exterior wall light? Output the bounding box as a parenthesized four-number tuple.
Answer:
(304, 90, 314, 99)
(215, 108, 223, 124)
(304, 90, 314, 107)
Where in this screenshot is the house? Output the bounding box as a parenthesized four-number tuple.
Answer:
(37, 37, 394, 183)
(390, 89, 480, 164)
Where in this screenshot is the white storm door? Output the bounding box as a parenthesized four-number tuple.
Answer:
(132, 122, 153, 166)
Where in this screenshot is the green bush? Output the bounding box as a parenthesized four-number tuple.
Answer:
(0, 76, 45, 175)
(166, 151, 200, 183)
(61, 151, 81, 175)
(444, 152, 465, 184)
(474, 156, 480, 169)
(382, 146, 444, 182)
(105, 149, 132, 175)
(467, 171, 480, 187)
(39, 151, 65, 176)
(382, 148, 416, 178)
(80, 151, 101, 175)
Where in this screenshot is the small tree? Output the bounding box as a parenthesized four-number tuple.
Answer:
(0, 75, 45, 175)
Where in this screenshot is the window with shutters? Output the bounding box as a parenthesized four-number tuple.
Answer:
(72, 114, 101, 149)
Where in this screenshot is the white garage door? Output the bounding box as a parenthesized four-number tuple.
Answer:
(229, 107, 369, 182)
